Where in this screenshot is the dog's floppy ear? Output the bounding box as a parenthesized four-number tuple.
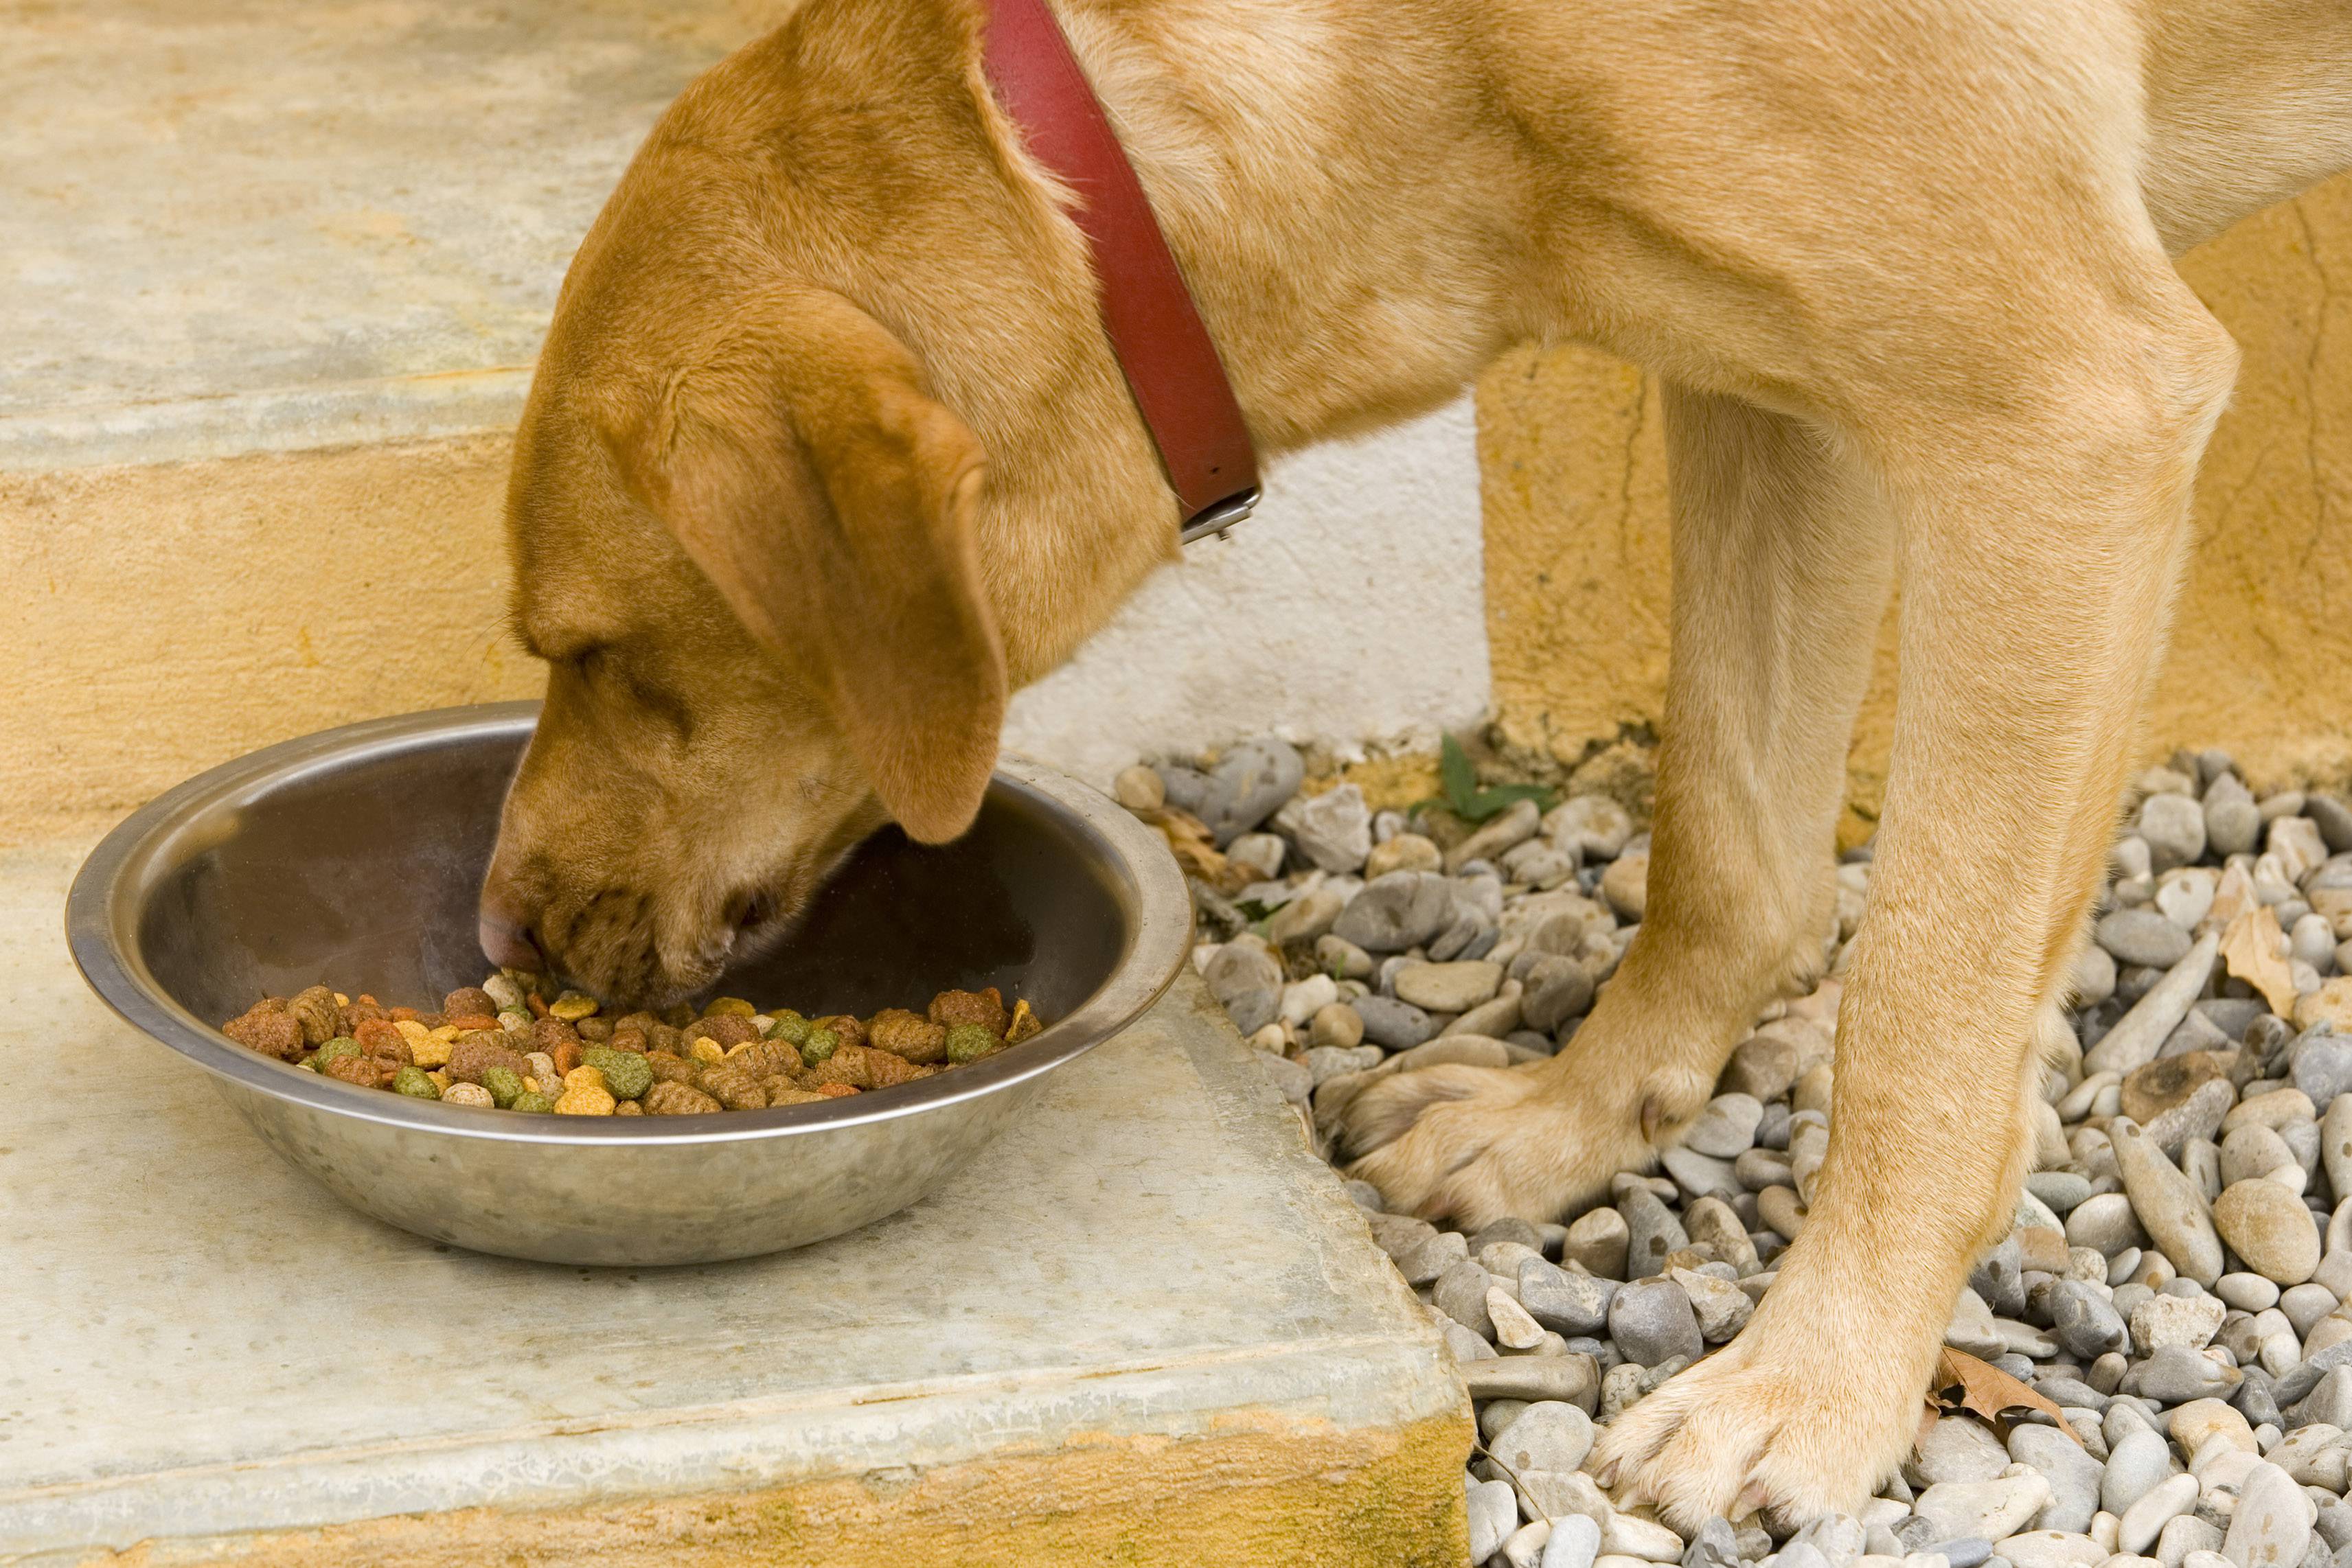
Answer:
(611, 288, 1004, 842)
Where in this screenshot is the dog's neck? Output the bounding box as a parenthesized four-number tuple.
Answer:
(874, 0, 1542, 689)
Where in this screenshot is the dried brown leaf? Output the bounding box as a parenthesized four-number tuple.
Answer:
(1929, 1348, 2081, 1444)
(2223, 906, 2299, 1017)
(1146, 807, 1251, 895)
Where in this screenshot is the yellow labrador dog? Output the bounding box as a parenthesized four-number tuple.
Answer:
(479, 0, 2352, 1528)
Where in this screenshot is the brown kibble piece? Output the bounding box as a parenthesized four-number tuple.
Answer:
(806, 1043, 926, 1090)
(322, 1052, 379, 1088)
(343, 998, 390, 1028)
(645, 1081, 722, 1116)
(530, 1017, 580, 1053)
(813, 1013, 868, 1050)
(927, 987, 1008, 1037)
(444, 1013, 502, 1034)
(608, 1026, 648, 1054)
(811, 1083, 858, 1098)
(549, 1040, 583, 1075)
(288, 985, 345, 1046)
(613, 1098, 643, 1116)
(645, 1022, 683, 1054)
(868, 1008, 949, 1064)
(575, 1017, 613, 1044)
(442, 987, 496, 1021)
(223, 1005, 305, 1061)
(446, 1033, 528, 1086)
(645, 1051, 698, 1085)
(767, 1082, 829, 1107)
(685, 1014, 760, 1050)
(354, 1018, 413, 1083)
(1004, 999, 1042, 1045)
(731, 1039, 801, 1079)
(696, 1065, 768, 1111)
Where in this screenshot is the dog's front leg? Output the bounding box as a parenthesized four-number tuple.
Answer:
(1595, 283, 2241, 1527)
(1344, 385, 1896, 1226)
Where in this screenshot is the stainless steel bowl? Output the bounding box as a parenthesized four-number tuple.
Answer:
(66, 703, 1191, 1266)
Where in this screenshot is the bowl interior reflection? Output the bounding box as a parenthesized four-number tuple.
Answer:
(135, 727, 1130, 1032)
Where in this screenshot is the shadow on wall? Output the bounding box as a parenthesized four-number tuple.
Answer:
(1003, 397, 1491, 783)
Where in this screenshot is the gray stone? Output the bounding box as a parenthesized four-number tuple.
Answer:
(2112, 1117, 2227, 1285)
(1332, 872, 1459, 954)
(2141, 794, 2211, 875)
(2011, 1423, 2106, 1533)
(2088, 938, 2226, 1078)
(1281, 783, 1372, 873)
(1436, 1259, 1498, 1339)
(2291, 1368, 2352, 1431)
(1491, 1400, 1596, 1476)
(2222, 1461, 2311, 1568)
(1469, 1475, 1519, 1565)
(2134, 1344, 2243, 1403)
(1447, 798, 1544, 876)
(1394, 960, 1504, 1014)
(1546, 1514, 1603, 1568)
(1461, 1355, 1601, 1407)
(2104, 909, 2198, 969)
(1916, 1475, 2055, 1543)
(1354, 994, 1438, 1050)
(1663, 1146, 1743, 1206)
(1393, 1228, 1470, 1286)
(1911, 1417, 2016, 1486)
(2148, 1081, 2239, 1160)
(1621, 1187, 1690, 1278)
(1189, 738, 1305, 846)
(2295, 1044, 2352, 1117)
(2214, 1179, 2322, 1287)
(2308, 796, 2352, 857)
(1687, 1094, 1766, 1159)
(1519, 1258, 1617, 1337)
(2032, 1172, 2097, 1217)
(1669, 1265, 1755, 1342)
(2104, 1427, 2177, 1516)
(1610, 1278, 1704, 1367)
(2051, 1280, 2132, 1360)
(2131, 1291, 2227, 1354)
(1522, 956, 1597, 1034)
(2070, 1193, 2152, 1256)
(2208, 776, 2266, 860)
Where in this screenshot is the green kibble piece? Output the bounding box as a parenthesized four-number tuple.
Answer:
(510, 1091, 556, 1114)
(582, 1046, 651, 1100)
(798, 1026, 839, 1068)
(391, 1065, 441, 1099)
(481, 1065, 526, 1108)
(312, 1037, 364, 1072)
(945, 1024, 1003, 1065)
(765, 1010, 810, 1046)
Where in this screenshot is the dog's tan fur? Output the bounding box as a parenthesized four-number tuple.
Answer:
(485, 0, 2352, 1527)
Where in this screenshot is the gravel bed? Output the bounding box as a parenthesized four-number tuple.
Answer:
(1117, 738, 2352, 1568)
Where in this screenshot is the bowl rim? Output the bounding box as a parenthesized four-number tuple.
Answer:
(65, 702, 1194, 1147)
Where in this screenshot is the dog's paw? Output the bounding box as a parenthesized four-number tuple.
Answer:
(1592, 1288, 1921, 1532)
(1342, 1062, 1652, 1228)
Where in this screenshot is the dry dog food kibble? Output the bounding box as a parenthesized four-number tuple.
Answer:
(218, 978, 1042, 1116)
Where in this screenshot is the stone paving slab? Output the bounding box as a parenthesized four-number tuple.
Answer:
(0, 838, 1468, 1565)
(0, 0, 765, 470)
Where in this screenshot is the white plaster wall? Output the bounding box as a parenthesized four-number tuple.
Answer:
(1003, 396, 1489, 783)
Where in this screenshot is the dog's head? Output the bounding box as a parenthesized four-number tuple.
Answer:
(480, 5, 1183, 1004)
(485, 281, 998, 1002)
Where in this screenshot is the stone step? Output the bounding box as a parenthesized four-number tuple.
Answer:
(0, 834, 1468, 1563)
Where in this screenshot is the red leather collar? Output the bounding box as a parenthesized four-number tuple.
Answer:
(979, 0, 1261, 542)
